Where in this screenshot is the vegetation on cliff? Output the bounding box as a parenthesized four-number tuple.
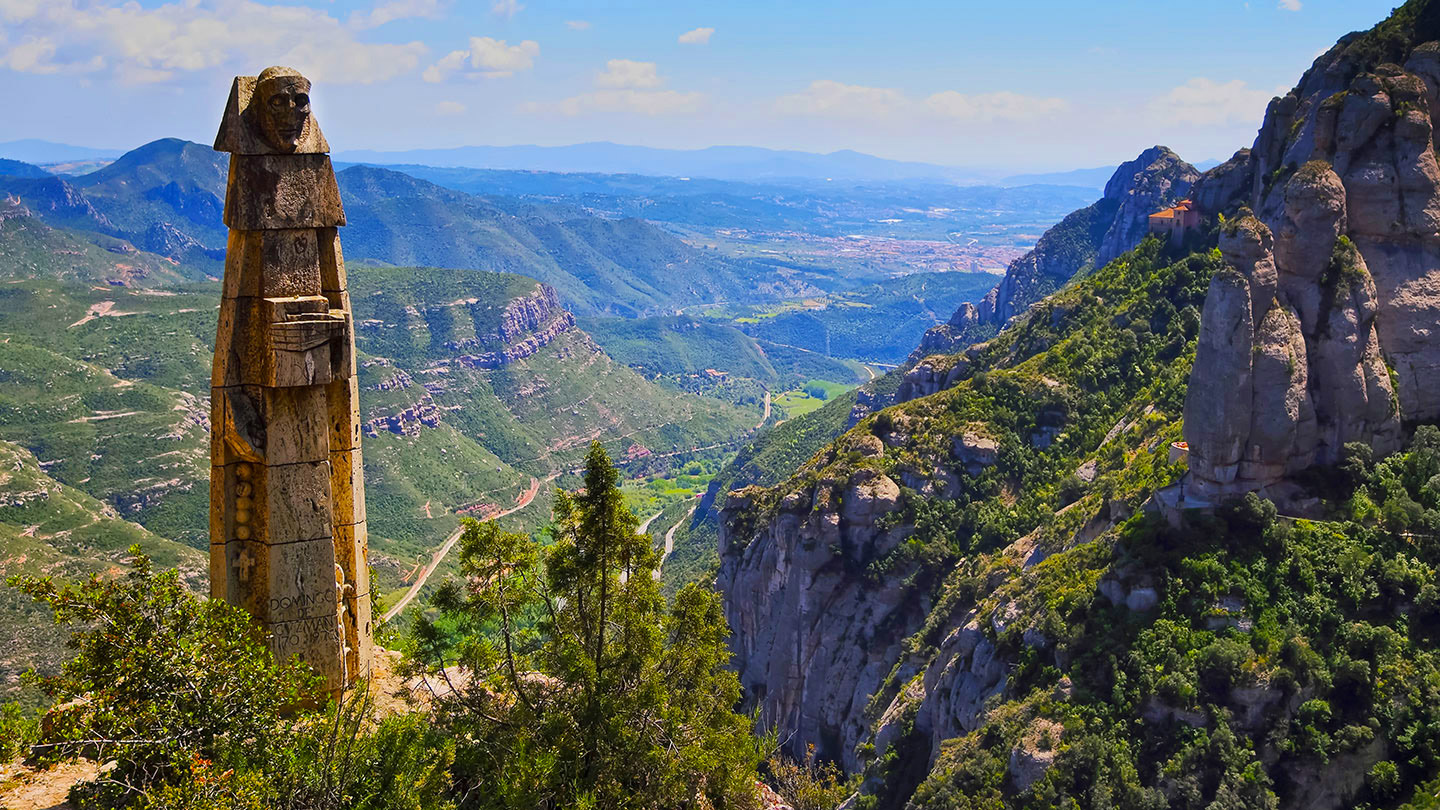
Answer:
(412, 444, 764, 809)
(903, 431, 1440, 810)
(2, 446, 776, 809)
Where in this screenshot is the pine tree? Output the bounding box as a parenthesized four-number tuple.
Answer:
(419, 442, 762, 809)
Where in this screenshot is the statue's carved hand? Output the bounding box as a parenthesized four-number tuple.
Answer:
(268, 312, 345, 353)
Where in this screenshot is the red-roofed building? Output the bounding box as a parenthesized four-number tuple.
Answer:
(1148, 199, 1201, 247)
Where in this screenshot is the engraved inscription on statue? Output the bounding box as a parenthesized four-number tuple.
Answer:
(210, 66, 373, 693)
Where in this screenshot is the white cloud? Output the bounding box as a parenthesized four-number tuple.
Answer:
(596, 59, 661, 89)
(925, 90, 1068, 123)
(0, 37, 58, 74)
(565, 20, 591, 30)
(435, 100, 466, 115)
(349, 0, 445, 30)
(0, 0, 428, 85)
(550, 89, 705, 116)
(1278, 0, 1301, 10)
(774, 80, 1067, 125)
(422, 49, 468, 83)
(535, 58, 702, 117)
(775, 80, 909, 119)
(469, 36, 538, 77)
(1149, 78, 1280, 126)
(424, 36, 537, 81)
(678, 27, 714, 45)
(0, 0, 43, 24)
(491, 0, 523, 19)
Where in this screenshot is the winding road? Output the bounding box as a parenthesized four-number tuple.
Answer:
(381, 476, 544, 622)
(662, 505, 695, 564)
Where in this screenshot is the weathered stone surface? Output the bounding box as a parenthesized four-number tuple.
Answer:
(952, 431, 999, 471)
(214, 73, 330, 156)
(262, 386, 330, 465)
(224, 154, 345, 231)
(1244, 304, 1314, 481)
(265, 461, 333, 544)
(211, 67, 370, 695)
(1190, 148, 1253, 215)
(270, 614, 345, 682)
(1184, 268, 1253, 485)
(327, 376, 362, 451)
(1185, 39, 1440, 496)
(1096, 146, 1203, 267)
(717, 475, 922, 771)
(330, 448, 366, 527)
(319, 227, 346, 293)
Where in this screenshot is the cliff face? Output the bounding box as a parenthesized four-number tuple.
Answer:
(1184, 32, 1440, 495)
(361, 283, 577, 437)
(448, 284, 577, 370)
(718, 452, 919, 773)
(915, 147, 1198, 360)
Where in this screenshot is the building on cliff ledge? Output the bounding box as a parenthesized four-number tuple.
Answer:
(1147, 199, 1200, 247)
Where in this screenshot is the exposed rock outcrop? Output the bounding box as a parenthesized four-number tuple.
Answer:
(448, 285, 576, 369)
(359, 283, 577, 435)
(717, 472, 923, 772)
(908, 147, 1198, 375)
(1182, 34, 1440, 494)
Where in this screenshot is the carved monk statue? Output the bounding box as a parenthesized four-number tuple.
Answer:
(210, 66, 372, 693)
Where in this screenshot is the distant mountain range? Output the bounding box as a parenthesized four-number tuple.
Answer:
(0, 138, 822, 316)
(0, 139, 123, 163)
(4, 136, 1229, 191)
(335, 142, 989, 183)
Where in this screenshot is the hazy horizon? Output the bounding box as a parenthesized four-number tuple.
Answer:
(0, 0, 1399, 173)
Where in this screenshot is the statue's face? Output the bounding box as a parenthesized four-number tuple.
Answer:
(257, 76, 311, 151)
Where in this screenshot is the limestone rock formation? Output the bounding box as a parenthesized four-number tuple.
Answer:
(1180, 33, 1440, 494)
(209, 67, 372, 694)
(718, 475, 924, 773)
(912, 147, 1198, 363)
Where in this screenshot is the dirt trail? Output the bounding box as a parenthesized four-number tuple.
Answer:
(68, 300, 116, 328)
(382, 476, 544, 622)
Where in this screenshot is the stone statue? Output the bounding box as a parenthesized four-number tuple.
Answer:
(210, 66, 372, 693)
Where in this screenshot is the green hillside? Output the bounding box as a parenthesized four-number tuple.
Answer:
(719, 212, 1440, 805)
(0, 439, 204, 701)
(580, 314, 867, 407)
(734, 271, 999, 362)
(0, 138, 806, 318)
(0, 203, 209, 287)
(0, 265, 758, 619)
(336, 166, 804, 316)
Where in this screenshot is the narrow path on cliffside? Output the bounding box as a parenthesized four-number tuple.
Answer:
(381, 475, 547, 623)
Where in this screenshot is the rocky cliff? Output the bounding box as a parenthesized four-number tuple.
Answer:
(359, 283, 577, 436)
(1184, 21, 1440, 496)
(914, 147, 1198, 361)
(717, 6, 1440, 807)
(448, 284, 577, 370)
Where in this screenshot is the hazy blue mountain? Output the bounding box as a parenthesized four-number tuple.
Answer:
(335, 141, 984, 182)
(344, 162, 1096, 242)
(0, 139, 122, 163)
(1000, 158, 1223, 191)
(999, 165, 1116, 190)
(0, 159, 51, 179)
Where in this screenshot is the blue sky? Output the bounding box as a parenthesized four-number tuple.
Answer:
(0, 0, 1403, 170)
